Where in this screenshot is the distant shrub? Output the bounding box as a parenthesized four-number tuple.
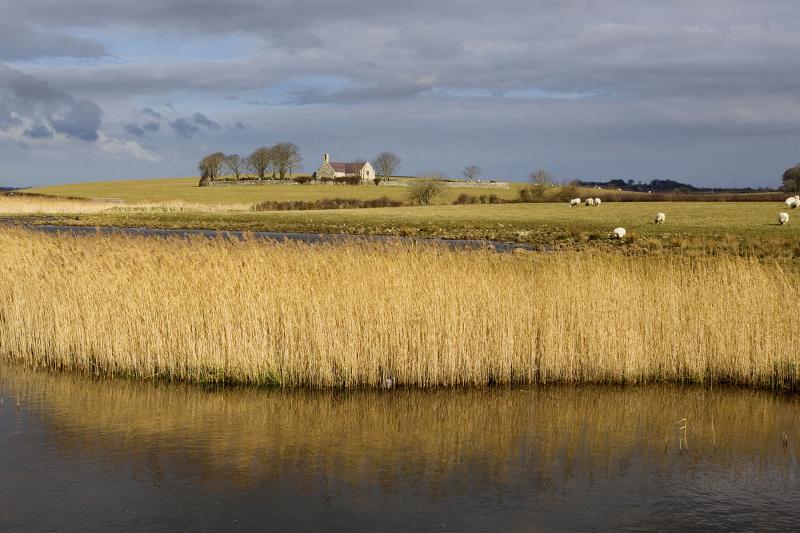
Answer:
(408, 180, 444, 205)
(453, 193, 508, 205)
(373, 176, 383, 186)
(294, 176, 314, 184)
(333, 176, 362, 185)
(557, 181, 580, 202)
(454, 193, 478, 205)
(252, 196, 404, 211)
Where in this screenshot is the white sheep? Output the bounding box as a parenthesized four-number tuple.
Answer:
(655, 212, 666, 224)
(570, 198, 581, 207)
(585, 198, 595, 206)
(779, 212, 789, 225)
(613, 227, 626, 239)
(786, 197, 798, 208)
(594, 198, 601, 206)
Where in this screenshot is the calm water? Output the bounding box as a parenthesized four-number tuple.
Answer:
(9, 223, 533, 253)
(1, 363, 799, 532)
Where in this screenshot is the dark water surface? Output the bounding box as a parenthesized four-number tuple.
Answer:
(1, 363, 798, 532)
(10, 223, 533, 253)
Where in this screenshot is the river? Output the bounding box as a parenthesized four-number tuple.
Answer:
(7, 223, 534, 253)
(1, 363, 798, 531)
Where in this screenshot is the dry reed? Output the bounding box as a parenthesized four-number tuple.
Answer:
(0, 228, 798, 389)
(0, 194, 249, 214)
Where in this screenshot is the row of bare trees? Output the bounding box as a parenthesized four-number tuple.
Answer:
(199, 142, 303, 186)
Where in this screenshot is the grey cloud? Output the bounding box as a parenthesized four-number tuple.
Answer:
(168, 112, 221, 138)
(124, 120, 159, 136)
(141, 107, 165, 120)
(169, 117, 199, 138)
(0, 103, 22, 129)
(0, 63, 104, 142)
(192, 112, 220, 130)
(0, 21, 106, 60)
(288, 83, 429, 105)
(23, 123, 53, 139)
(124, 122, 146, 136)
(50, 99, 103, 141)
(17, 7, 800, 112)
(3, 0, 800, 187)
(234, 121, 247, 130)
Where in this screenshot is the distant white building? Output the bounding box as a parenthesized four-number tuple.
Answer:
(313, 153, 375, 183)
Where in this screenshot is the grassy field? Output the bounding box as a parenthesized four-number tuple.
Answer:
(25, 176, 524, 205)
(9, 177, 800, 256)
(1, 227, 797, 389)
(5, 198, 800, 256)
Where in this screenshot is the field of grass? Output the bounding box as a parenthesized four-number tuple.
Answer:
(1, 228, 798, 389)
(25, 176, 524, 205)
(6, 198, 800, 256)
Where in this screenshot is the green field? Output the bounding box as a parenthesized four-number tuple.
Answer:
(26, 177, 523, 205)
(11, 176, 800, 256)
(7, 201, 800, 255)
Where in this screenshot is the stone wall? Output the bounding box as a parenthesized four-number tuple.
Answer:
(208, 180, 299, 187)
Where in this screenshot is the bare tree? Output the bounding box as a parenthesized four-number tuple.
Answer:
(224, 154, 244, 180)
(372, 152, 401, 181)
(528, 169, 552, 200)
(272, 142, 303, 179)
(248, 146, 273, 180)
(462, 165, 482, 181)
(198, 152, 225, 186)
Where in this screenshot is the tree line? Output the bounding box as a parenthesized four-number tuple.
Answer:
(198, 142, 303, 186)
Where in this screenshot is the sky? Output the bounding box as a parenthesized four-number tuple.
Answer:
(1, 0, 799, 188)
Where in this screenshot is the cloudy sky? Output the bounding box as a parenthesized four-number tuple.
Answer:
(1, 0, 799, 187)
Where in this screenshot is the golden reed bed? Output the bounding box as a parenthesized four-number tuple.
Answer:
(0, 228, 797, 389)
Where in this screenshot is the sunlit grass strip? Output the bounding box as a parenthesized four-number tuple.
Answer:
(0, 194, 250, 214)
(0, 228, 797, 389)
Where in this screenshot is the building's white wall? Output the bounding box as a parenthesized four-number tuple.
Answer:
(360, 162, 376, 182)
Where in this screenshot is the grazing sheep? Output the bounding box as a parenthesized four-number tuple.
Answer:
(786, 197, 798, 208)
(594, 198, 601, 206)
(779, 212, 789, 225)
(655, 212, 666, 224)
(570, 198, 581, 207)
(613, 227, 626, 239)
(585, 198, 595, 206)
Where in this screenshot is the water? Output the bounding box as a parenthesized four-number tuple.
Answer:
(1, 363, 798, 531)
(7, 223, 534, 253)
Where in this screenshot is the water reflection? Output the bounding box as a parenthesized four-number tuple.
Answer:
(1, 363, 799, 531)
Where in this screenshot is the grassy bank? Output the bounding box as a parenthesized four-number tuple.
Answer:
(5, 197, 800, 256)
(0, 228, 797, 389)
(24, 176, 523, 205)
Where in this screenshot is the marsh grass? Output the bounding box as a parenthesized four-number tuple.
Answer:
(0, 193, 249, 215)
(0, 228, 798, 389)
(8, 192, 800, 258)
